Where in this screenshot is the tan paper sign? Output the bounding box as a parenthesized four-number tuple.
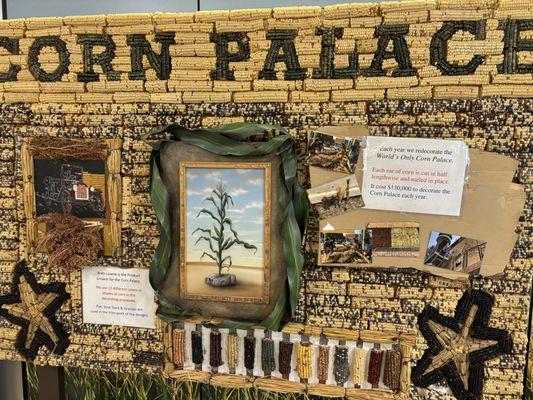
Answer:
(311, 126, 525, 280)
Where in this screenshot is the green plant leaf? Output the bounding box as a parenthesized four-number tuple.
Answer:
(196, 208, 222, 224)
(200, 251, 217, 262)
(223, 218, 257, 252)
(192, 227, 216, 241)
(221, 255, 233, 267)
(260, 285, 288, 329)
(202, 195, 219, 209)
(206, 122, 284, 140)
(281, 205, 304, 317)
(148, 153, 171, 290)
(292, 183, 310, 236)
(155, 291, 197, 322)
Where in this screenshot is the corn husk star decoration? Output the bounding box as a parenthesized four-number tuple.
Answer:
(0, 260, 70, 360)
(412, 290, 512, 400)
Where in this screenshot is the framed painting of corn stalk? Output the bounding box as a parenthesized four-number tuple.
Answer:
(178, 161, 271, 304)
(144, 123, 308, 330)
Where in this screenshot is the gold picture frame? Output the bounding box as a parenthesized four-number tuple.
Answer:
(21, 137, 122, 257)
(179, 161, 271, 304)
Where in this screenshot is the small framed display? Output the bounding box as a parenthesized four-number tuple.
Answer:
(21, 137, 121, 257)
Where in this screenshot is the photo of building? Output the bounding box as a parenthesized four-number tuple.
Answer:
(424, 231, 486, 275)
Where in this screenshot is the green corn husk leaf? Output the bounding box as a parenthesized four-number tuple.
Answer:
(144, 122, 309, 331)
(155, 291, 198, 322)
(148, 145, 172, 290)
(144, 123, 292, 158)
(142, 122, 284, 144)
(281, 204, 304, 317)
(199, 123, 282, 141)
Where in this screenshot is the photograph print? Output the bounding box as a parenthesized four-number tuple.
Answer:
(319, 229, 372, 265)
(306, 131, 360, 174)
(34, 158, 107, 219)
(367, 222, 420, 257)
(424, 231, 486, 275)
(179, 162, 271, 304)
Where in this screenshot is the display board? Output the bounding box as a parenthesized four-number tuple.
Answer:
(0, 2, 530, 399)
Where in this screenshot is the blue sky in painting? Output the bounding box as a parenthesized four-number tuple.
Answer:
(185, 167, 265, 268)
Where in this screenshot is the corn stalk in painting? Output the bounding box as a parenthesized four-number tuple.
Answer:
(193, 179, 257, 286)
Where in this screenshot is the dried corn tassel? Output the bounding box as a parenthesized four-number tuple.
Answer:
(351, 348, 366, 387)
(383, 350, 401, 391)
(209, 331, 222, 369)
(244, 335, 256, 371)
(172, 328, 185, 367)
(226, 333, 239, 371)
(334, 345, 349, 386)
(367, 349, 384, 388)
(191, 330, 203, 366)
(317, 345, 330, 384)
(261, 337, 276, 376)
(278, 340, 294, 378)
(296, 342, 312, 380)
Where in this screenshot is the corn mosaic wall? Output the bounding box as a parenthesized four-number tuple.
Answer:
(0, 0, 531, 399)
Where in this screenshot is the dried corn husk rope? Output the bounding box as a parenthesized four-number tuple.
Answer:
(367, 349, 384, 388)
(227, 333, 239, 371)
(29, 136, 108, 160)
(210, 331, 222, 368)
(191, 330, 203, 366)
(295, 342, 312, 380)
(172, 328, 185, 367)
(36, 214, 102, 272)
(278, 341, 293, 378)
(334, 345, 349, 386)
(383, 349, 402, 391)
(351, 347, 366, 387)
(261, 337, 276, 376)
(244, 336, 256, 371)
(317, 345, 330, 384)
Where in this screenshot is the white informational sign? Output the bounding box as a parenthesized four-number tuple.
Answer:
(82, 267, 156, 329)
(362, 137, 469, 216)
